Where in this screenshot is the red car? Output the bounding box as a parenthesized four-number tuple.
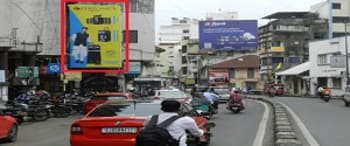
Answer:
(70, 101, 214, 146)
(0, 110, 18, 142)
(83, 92, 132, 115)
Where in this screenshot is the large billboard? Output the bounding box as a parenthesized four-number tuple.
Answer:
(199, 20, 258, 51)
(209, 71, 229, 85)
(67, 4, 122, 69)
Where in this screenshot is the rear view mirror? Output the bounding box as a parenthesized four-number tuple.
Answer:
(203, 122, 216, 128)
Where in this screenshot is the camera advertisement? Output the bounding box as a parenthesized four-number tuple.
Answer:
(67, 4, 122, 69)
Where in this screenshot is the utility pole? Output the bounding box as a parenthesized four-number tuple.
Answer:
(328, 0, 333, 39)
(345, 22, 350, 85)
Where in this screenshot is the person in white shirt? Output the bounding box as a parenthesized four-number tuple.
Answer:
(144, 100, 204, 146)
(203, 88, 219, 104)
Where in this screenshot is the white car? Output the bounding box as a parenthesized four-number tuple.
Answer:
(343, 87, 350, 107)
(153, 90, 192, 103)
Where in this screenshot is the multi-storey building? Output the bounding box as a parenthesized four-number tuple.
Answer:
(259, 12, 328, 84)
(0, 0, 155, 97)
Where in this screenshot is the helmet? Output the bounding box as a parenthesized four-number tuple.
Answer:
(231, 87, 239, 93)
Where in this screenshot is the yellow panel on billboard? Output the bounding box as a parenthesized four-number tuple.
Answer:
(68, 4, 122, 68)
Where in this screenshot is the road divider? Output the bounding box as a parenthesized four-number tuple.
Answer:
(246, 95, 313, 146)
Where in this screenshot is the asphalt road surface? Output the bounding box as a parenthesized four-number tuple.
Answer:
(1, 100, 269, 146)
(0, 115, 82, 146)
(276, 97, 350, 146)
(210, 99, 270, 146)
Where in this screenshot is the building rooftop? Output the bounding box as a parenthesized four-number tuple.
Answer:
(210, 55, 259, 69)
(262, 11, 310, 19)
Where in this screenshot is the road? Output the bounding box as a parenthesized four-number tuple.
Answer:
(1, 100, 270, 146)
(210, 99, 272, 146)
(276, 97, 350, 146)
(1, 115, 82, 146)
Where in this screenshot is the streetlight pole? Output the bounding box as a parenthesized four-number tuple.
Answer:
(345, 22, 350, 85)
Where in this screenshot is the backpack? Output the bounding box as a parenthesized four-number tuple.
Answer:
(135, 115, 181, 146)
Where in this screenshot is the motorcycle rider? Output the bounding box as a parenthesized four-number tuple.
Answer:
(143, 100, 204, 146)
(203, 88, 219, 113)
(227, 87, 245, 110)
(191, 91, 212, 112)
(318, 86, 331, 98)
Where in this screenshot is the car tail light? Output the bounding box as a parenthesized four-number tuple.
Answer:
(71, 124, 82, 134)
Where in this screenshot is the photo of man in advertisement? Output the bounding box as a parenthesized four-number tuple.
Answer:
(71, 26, 91, 64)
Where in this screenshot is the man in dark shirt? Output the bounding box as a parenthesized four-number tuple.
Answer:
(71, 27, 91, 64)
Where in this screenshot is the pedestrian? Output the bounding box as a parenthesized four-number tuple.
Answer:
(71, 26, 91, 64)
(136, 99, 204, 146)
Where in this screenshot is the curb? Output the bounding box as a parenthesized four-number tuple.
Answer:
(246, 96, 303, 146)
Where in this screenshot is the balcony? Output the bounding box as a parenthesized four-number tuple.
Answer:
(259, 48, 266, 54)
(270, 46, 285, 52)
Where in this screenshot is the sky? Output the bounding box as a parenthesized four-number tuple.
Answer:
(155, 0, 325, 35)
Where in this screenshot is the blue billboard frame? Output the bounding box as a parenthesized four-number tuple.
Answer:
(199, 20, 258, 51)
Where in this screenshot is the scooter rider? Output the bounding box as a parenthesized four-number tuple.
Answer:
(203, 88, 219, 113)
(228, 87, 245, 110)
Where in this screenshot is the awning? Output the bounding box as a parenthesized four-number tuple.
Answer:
(276, 61, 310, 76)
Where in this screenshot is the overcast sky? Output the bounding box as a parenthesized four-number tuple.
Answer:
(155, 0, 325, 32)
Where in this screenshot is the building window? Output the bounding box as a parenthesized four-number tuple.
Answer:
(288, 57, 301, 64)
(332, 78, 342, 89)
(181, 45, 187, 53)
(183, 36, 190, 40)
(318, 55, 327, 65)
(271, 57, 284, 63)
(183, 29, 190, 33)
(229, 69, 235, 79)
(332, 3, 341, 9)
(272, 41, 281, 47)
(129, 0, 154, 13)
(182, 67, 187, 75)
(123, 30, 138, 43)
(247, 68, 255, 78)
(333, 16, 350, 23)
(182, 56, 187, 64)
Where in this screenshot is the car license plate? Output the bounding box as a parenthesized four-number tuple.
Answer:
(101, 127, 137, 134)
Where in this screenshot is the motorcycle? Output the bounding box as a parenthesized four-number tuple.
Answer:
(6, 96, 50, 122)
(186, 122, 215, 146)
(320, 90, 331, 102)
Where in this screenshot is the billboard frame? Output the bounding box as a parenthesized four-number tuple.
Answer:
(60, 0, 129, 73)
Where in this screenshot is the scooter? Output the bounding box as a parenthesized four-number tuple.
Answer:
(226, 95, 245, 113)
(320, 91, 331, 102)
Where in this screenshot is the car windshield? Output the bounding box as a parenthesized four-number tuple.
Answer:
(107, 96, 127, 100)
(159, 91, 185, 98)
(88, 102, 163, 117)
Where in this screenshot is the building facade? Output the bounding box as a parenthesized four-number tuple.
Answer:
(259, 12, 328, 84)
(210, 55, 261, 90)
(0, 0, 155, 97)
(309, 36, 350, 96)
(311, 0, 350, 38)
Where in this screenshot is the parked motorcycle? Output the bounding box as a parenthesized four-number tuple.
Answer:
(6, 95, 50, 122)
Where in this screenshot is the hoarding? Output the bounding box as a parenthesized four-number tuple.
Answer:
(199, 20, 258, 51)
(209, 71, 229, 85)
(330, 55, 346, 68)
(47, 63, 61, 74)
(68, 4, 122, 69)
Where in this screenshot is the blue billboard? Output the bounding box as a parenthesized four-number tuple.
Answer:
(199, 20, 258, 51)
